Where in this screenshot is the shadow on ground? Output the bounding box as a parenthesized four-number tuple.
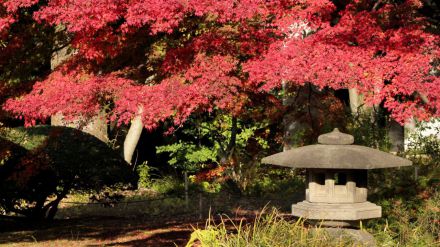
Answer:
(0, 194, 300, 246)
(0, 213, 272, 246)
(0, 215, 203, 247)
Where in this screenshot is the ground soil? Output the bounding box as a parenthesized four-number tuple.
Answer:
(0, 201, 268, 247)
(0, 214, 214, 247)
(0, 189, 298, 246)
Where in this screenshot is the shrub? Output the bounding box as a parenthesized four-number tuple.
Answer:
(346, 110, 392, 151)
(0, 126, 134, 220)
(149, 176, 184, 194)
(370, 190, 440, 246)
(242, 166, 305, 197)
(156, 112, 281, 194)
(364, 121, 440, 246)
(136, 161, 153, 188)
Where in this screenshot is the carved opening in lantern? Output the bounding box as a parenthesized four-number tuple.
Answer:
(306, 169, 368, 203)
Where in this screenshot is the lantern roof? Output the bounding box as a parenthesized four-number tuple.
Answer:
(262, 128, 412, 169)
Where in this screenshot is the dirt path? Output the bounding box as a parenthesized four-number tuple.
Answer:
(0, 215, 206, 247)
(0, 192, 296, 246)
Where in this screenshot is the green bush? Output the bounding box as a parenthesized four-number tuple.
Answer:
(149, 176, 185, 194)
(365, 122, 440, 246)
(242, 166, 305, 197)
(346, 110, 391, 151)
(156, 112, 278, 194)
(199, 181, 222, 193)
(136, 161, 153, 188)
(156, 140, 217, 173)
(0, 126, 134, 220)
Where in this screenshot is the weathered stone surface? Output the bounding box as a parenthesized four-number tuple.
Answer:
(262, 128, 412, 169)
(318, 128, 354, 145)
(308, 220, 359, 228)
(317, 228, 376, 247)
(261, 144, 412, 169)
(306, 170, 368, 203)
(292, 201, 381, 221)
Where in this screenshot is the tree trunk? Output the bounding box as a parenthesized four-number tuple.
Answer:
(30, 196, 47, 220)
(123, 107, 144, 164)
(51, 112, 109, 142)
(45, 196, 64, 220)
(388, 119, 404, 153)
(50, 29, 109, 142)
(218, 116, 237, 165)
(282, 82, 303, 150)
(348, 88, 364, 114)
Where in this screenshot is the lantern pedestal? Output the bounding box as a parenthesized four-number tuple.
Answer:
(317, 228, 376, 246)
(294, 168, 381, 222)
(292, 201, 381, 221)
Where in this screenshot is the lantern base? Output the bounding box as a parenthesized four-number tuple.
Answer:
(292, 201, 381, 221)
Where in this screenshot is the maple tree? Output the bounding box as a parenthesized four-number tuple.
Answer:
(244, 0, 440, 124)
(1, 0, 439, 137)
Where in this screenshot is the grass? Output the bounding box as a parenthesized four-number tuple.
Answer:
(1, 181, 439, 246)
(56, 189, 190, 219)
(187, 192, 440, 247)
(370, 191, 440, 247)
(187, 209, 361, 247)
(0, 189, 293, 247)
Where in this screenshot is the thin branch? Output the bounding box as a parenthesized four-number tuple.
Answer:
(372, 0, 383, 11)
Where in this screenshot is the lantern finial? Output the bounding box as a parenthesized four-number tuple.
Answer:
(318, 128, 354, 145)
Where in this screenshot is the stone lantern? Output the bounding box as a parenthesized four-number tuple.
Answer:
(262, 128, 412, 225)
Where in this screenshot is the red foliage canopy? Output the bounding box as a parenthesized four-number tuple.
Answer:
(1, 0, 439, 127)
(245, 0, 440, 123)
